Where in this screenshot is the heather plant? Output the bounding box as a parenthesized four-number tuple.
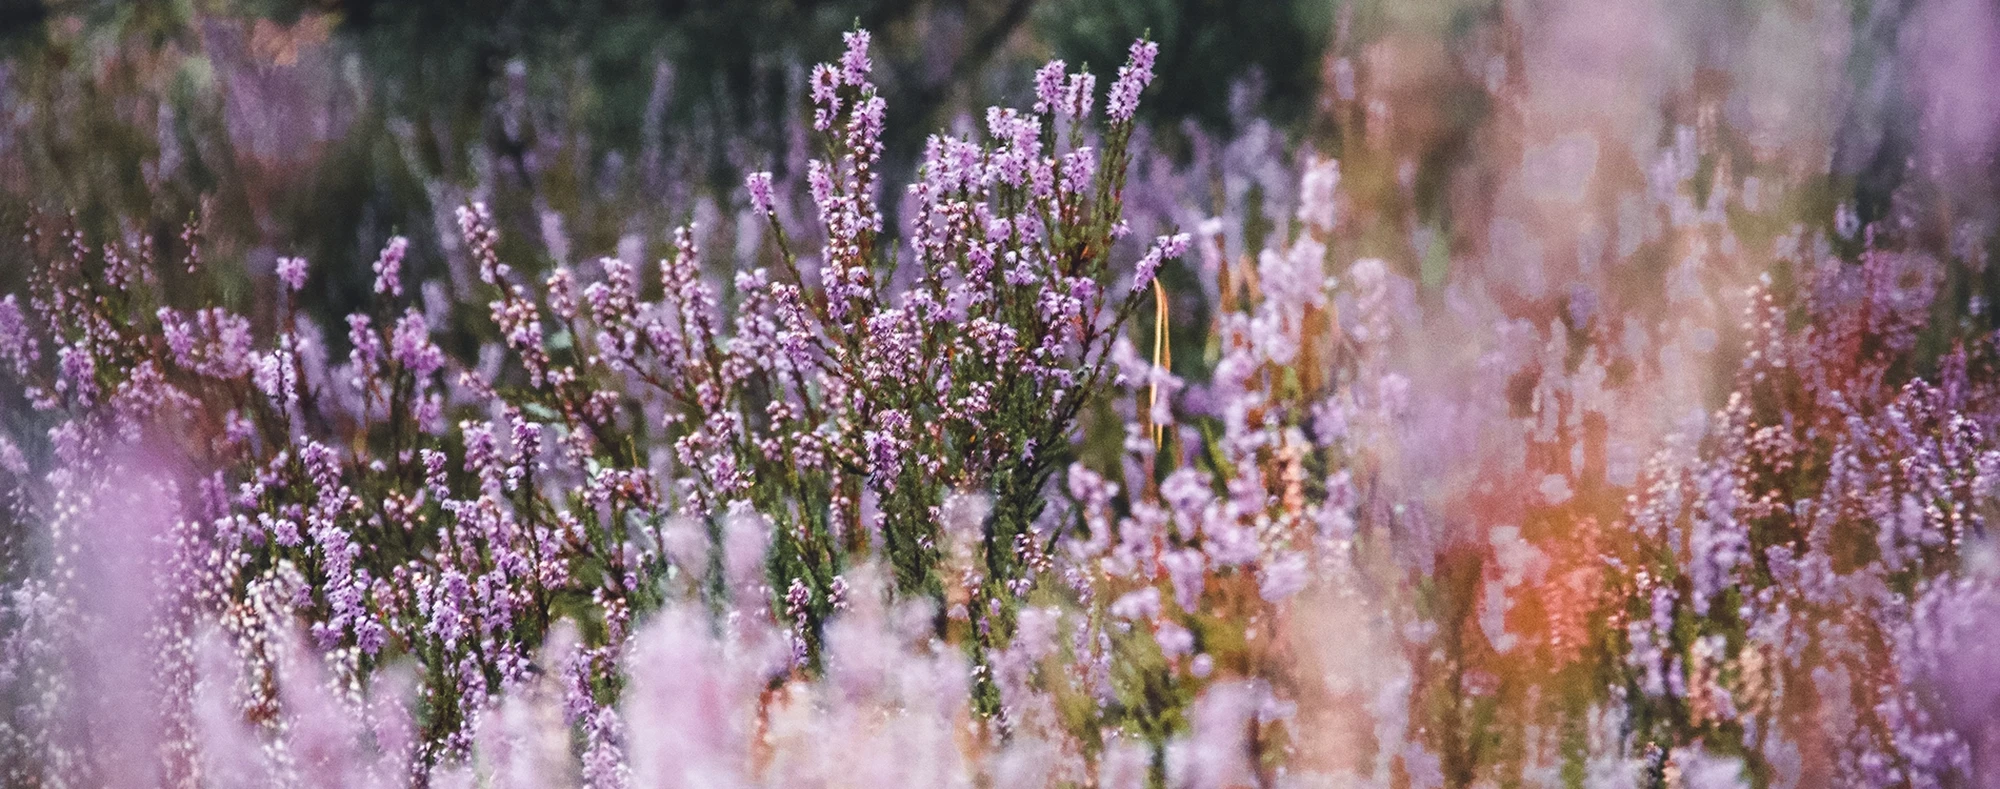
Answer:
(1042, 45, 2000, 784)
(0, 30, 1195, 785)
(1615, 249, 2000, 786)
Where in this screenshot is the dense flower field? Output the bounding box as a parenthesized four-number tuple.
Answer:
(4, 22, 2000, 789)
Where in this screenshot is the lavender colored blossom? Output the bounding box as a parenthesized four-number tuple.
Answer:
(0, 295, 30, 373)
(1063, 71, 1097, 118)
(1106, 39, 1158, 122)
(372, 236, 409, 297)
(1033, 60, 1067, 115)
(838, 30, 872, 86)
(1131, 232, 1192, 294)
(390, 309, 443, 379)
(744, 171, 775, 215)
(1258, 551, 1309, 603)
(276, 255, 310, 291)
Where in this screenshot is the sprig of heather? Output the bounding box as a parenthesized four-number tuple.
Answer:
(719, 34, 1179, 687)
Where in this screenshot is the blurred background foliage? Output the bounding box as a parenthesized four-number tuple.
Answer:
(0, 0, 1988, 343)
(0, 0, 1332, 304)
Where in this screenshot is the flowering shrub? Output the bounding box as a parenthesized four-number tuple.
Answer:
(4, 24, 2000, 789)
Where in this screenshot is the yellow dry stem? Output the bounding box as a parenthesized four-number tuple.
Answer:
(1151, 278, 1171, 449)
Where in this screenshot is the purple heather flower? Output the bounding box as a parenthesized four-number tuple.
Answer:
(1297, 157, 1341, 233)
(263, 513, 302, 547)
(252, 348, 297, 406)
(0, 295, 29, 372)
(785, 577, 812, 618)
(390, 310, 444, 379)
(1064, 71, 1097, 118)
(546, 267, 578, 320)
(0, 436, 25, 476)
(1156, 620, 1194, 659)
(420, 447, 449, 498)
(585, 256, 640, 331)
(1131, 232, 1192, 294)
(1162, 549, 1206, 611)
(345, 313, 381, 369)
(1109, 586, 1162, 622)
(810, 64, 842, 131)
(55, 345, 98, 406)
(1061, 146, 1097, 195)
(862, 409, 913, 481)
(276, 255, 309, 292)
(806, 159, 835, 211)
(849, 95, 887, 156)
(1034, 60, 1067, 115)
(1258, 552, 1309, 603)
(457, 202, 507, 285)
(745, 171, 776, 215)
(828, 575, 851, 611)
(1106, 39, 1158, 122)
(372, 236, 409, 297)
(839, 30, 873, 86)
